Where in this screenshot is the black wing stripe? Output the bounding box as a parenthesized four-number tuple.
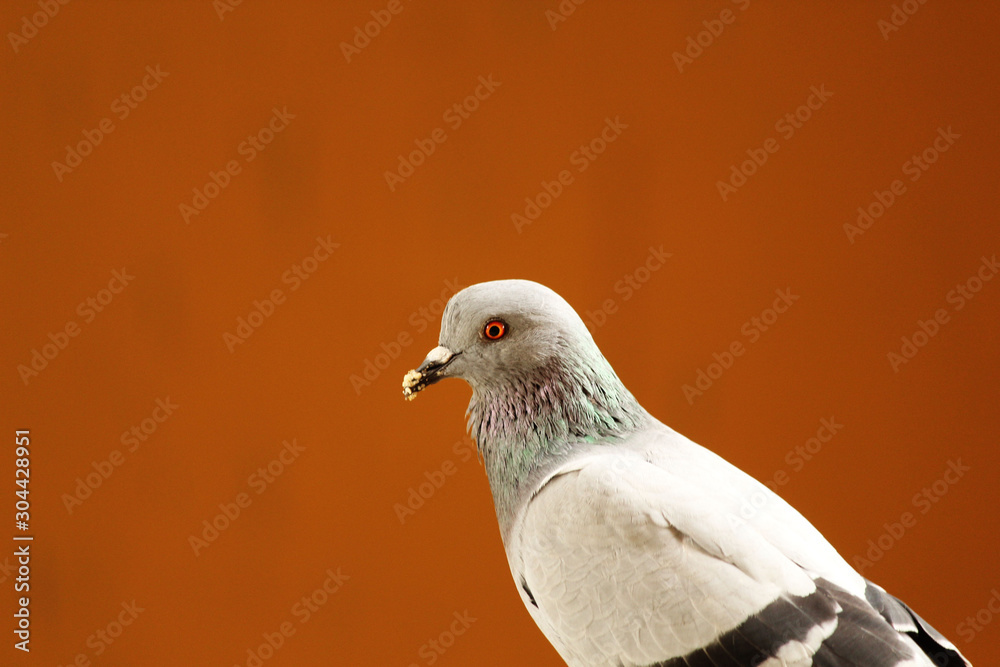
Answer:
(650, 585, 839, 666)
(647, 578, 950, 667)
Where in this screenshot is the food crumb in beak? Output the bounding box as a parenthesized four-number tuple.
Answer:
(402, 369, 423, 401)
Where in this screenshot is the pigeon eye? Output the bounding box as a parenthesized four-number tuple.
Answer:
(483, 320, 507, 340)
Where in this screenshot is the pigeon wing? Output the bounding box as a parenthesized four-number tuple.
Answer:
(510, 450, 945, 667)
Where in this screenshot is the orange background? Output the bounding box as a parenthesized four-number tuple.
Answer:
(2, 1, 998, 665)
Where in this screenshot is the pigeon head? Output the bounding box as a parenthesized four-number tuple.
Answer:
(403, 280, 650, 521)
(403, 279, 595, 398)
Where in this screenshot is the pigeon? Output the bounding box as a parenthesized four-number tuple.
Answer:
(402, 279, 971, 667)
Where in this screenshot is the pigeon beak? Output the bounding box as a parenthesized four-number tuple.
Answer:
(402, 346, 459, 401)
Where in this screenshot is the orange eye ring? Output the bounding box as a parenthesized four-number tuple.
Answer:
(483, 320, 507, 340)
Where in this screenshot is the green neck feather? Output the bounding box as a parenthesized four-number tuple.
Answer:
(466, 351, 648, 531)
